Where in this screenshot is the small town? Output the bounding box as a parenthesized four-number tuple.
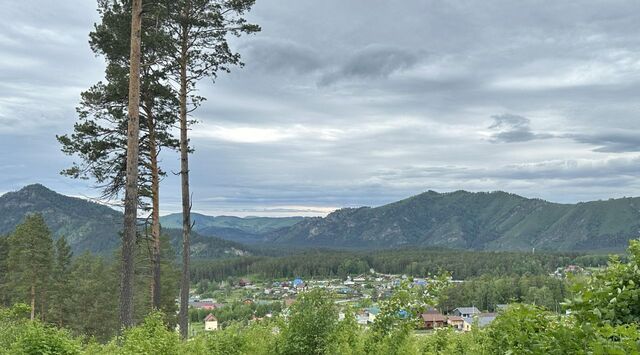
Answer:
(185, 265, 585, 335)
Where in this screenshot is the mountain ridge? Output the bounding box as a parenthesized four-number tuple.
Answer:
(266, 190, 640, 251)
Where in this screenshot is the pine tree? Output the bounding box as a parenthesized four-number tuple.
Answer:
(49, 236, 73, 327)
(57, 0, 179, 312)
(7, 214, 54, 321)
(163, 0, 260, 338)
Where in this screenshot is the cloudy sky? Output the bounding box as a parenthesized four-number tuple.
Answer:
(2, 0, 640, 216)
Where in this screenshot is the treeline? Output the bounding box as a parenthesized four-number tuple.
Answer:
(0, 214, 179, 342)
(439, 275, 567, 313)
(190, 248, 609, 282)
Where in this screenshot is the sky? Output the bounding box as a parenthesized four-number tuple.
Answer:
(2, 0, 640, 216)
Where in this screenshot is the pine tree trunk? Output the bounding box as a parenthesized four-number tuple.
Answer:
(120, 0, 142, 329)
(178, 13, 191, 339)
(30, 284, 35, 321)
(148, 104, 162, 310)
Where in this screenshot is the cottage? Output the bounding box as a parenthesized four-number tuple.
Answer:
(421, 309, 447, 329)
(452, 306, 480, 318)
(204, 314, 218, 331)
(447, 315, 465, 330)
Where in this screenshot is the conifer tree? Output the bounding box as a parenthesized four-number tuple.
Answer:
(163, 0, 260, 338)
(49, 236, 73, 327)
(58, 0, 179, 313)
(7, 214, 54, 321)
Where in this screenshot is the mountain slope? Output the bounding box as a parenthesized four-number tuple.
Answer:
(160, 213, 305, 243)
(0, 184, 253, 257)
(0, 184, 122, 253)
(268, 190, 640, 251)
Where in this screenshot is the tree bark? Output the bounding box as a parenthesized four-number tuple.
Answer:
(120, 0, 142, 329)
(178, 5, 192, 338)
(147, 103, 162, 310)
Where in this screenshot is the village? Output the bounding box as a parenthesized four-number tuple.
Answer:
(186, 270, 507, 335)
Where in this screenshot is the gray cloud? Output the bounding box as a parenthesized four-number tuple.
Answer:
(488, 114, 553, 143)
(242, 38, 323, 75)
(567, 132, 640, 153)
(4, 0, 640, 215)
(318, 45, 421, 86)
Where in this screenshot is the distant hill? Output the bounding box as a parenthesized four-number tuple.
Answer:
(267, 190, 640, 252)
(0, 184, 122, 253)
(0, 184, 253, 257)
(160, 213, 305, 244)
(3, 185, 640, 253)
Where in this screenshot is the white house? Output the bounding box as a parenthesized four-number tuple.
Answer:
(204, 314, 218, 331)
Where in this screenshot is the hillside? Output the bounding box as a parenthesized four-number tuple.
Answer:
(0, 184, 253, 257)
(160, 213, 305, 244)
(0, 184, 122, 253)
(267, 190, 640, 251)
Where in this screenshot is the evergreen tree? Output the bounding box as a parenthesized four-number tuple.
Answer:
(57, 0, 179, 313)
(7, 214, 54, 321)
(49, 236, 74, 327)
(163, 0, 260, 338)
(0, 236, 9, 307)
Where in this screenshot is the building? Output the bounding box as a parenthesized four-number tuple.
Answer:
(452, 307, 480, 318)
(446, 315, 466, 331)
(204, 314, 218, 331)
(421, 309, 447, 329)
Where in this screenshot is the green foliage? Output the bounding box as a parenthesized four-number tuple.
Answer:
(566, 239, 640, 326)
(116, 313, 181, 355)
(280, 289, 339, 355)
(0, 304, 81, 355)
(7, 214, 54, 319)
(190, 248, 603, 283)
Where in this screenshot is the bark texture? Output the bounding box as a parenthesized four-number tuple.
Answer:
(120, 0, 142, 329)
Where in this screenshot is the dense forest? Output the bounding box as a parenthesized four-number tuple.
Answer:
(189, 248, 610, 282)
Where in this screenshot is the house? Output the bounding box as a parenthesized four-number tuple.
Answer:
(463, 312, 497, 329)
(293, 278, 305, 289)
(452, 307, 480, 318)
(421, 309, 447, 329)
(366, 307, 381, 323)
(476, 312, 497, 327)
(204, 314, 218, 331)
(447, 315, 465, 331)
(189, 301, 221, 310)
(238, 278, 251, 287)
(356, 312, 369, 325)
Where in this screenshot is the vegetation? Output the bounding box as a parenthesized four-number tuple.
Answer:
(268, 190, 640, 251)
(2, 240, 640, 353)
(189, 248, 608, 282)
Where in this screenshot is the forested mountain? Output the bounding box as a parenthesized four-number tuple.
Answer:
(0, 184, 122, 253)
(267, 190, 640, 251)
(0, 184, 252, 257)
(160, 213, 305, 243)
(3, 185, 640, 253)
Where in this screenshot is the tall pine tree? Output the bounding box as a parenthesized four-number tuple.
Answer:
(163, 0, 260, 338)
(7, 214, 54, 321)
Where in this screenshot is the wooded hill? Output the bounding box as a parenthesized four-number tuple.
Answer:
(266, 190, 640, 252)
(2, 184, 640, 253)
(0, 184, 251, 258)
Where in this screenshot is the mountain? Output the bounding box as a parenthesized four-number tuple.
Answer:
(0, 184, 122, 253)
(160, 213, 305, 244)
(267, 190, 640, 252)
(0, 184, 252, 257)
